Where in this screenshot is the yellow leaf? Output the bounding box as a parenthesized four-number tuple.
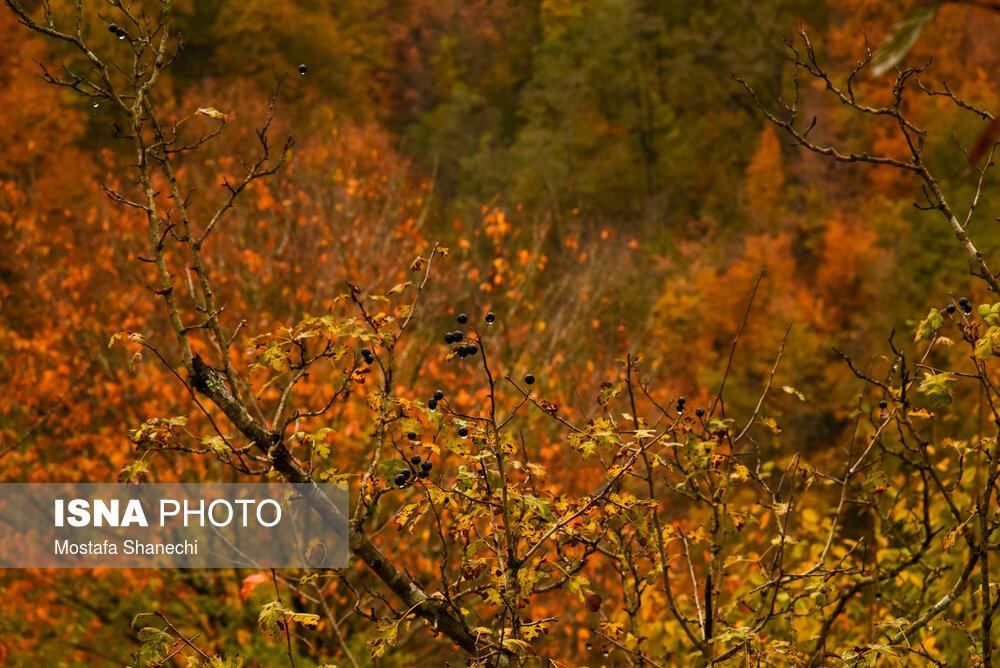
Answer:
(687, 525, 711, 544)
(760, 416, 782, 435)
(483, 588, 504, 606)
(521, 620, 549, 641)
(942, 528, 958, 552)
(287, 612, 321, 630)
(196, 106, 228, 121)
(393, 502, 427, 533)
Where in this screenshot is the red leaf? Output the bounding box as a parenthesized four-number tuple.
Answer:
(241, 572, 268, 601)
(969, 117, 1000, 167)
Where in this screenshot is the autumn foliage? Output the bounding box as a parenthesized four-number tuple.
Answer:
(5, 1, 1000, 667)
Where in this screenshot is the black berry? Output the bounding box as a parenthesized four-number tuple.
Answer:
(108, 23, 119, 33)
(964, 305, 973, 315)
(457, 313, 468, 324)
(406, 431, 417, 440)
(401, 468, 412, 479)
(361, 347, 372, 357)
(427, 398, 438, 411)
(465, 344, 478, 356)
(524, 374, 535, 385)
(457, 346, 468, 358)
(434, 389, 445, 401)
(879, 399, 887, 409)
(417, 469, 429, 479)
(444, 332, 455, 344)
(421, 459, 433, 471)
(959, 297, 969, 308)
(411, 455, 422, 465)
(485, 311, 496, 324)
(394, 473, 407, 487)
(116, 28, 126, 38)
(946, 304, 956, 314)
(695, 407, 705, 418)
(677, 396, 686, 405)
(458, 426, 469, 438)
(453, 331, 464, 342)
(298, 64, 308, 75)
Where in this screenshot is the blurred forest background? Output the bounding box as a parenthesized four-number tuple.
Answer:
(3, 0, 1000, 665)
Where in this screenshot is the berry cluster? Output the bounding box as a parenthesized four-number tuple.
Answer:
(443, 313, 492, 357)
(427, 387, 444, 412)
(444, 329, 478, 357)
(395, 454, 433, 488)
(676, 396, 686, 415)
(428, 388, 445, 411)
(948, 297, 972, 315)
(361, 347, 375, 365)
(107, 23, 127, 39)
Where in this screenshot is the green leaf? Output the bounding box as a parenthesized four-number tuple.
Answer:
(914, 308, 944, 342)
(206, 656, 245, 668)
(918, 371, 955, 406)
(872, 3, 939, 77)
(387, 282, 414, 294)
(521, 494, 555, 522)
(133, 626, 173, 666)
(598, 383, 622, 407)
(201, 435, 229, 456)
(975, 326, 1000, 360)
(257, 600, 286, 640)
(118, 459, 150, 483)
(502, 637, 532, 653)
(978, 303, 1000, 326)
(367, 617, 401, 658)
